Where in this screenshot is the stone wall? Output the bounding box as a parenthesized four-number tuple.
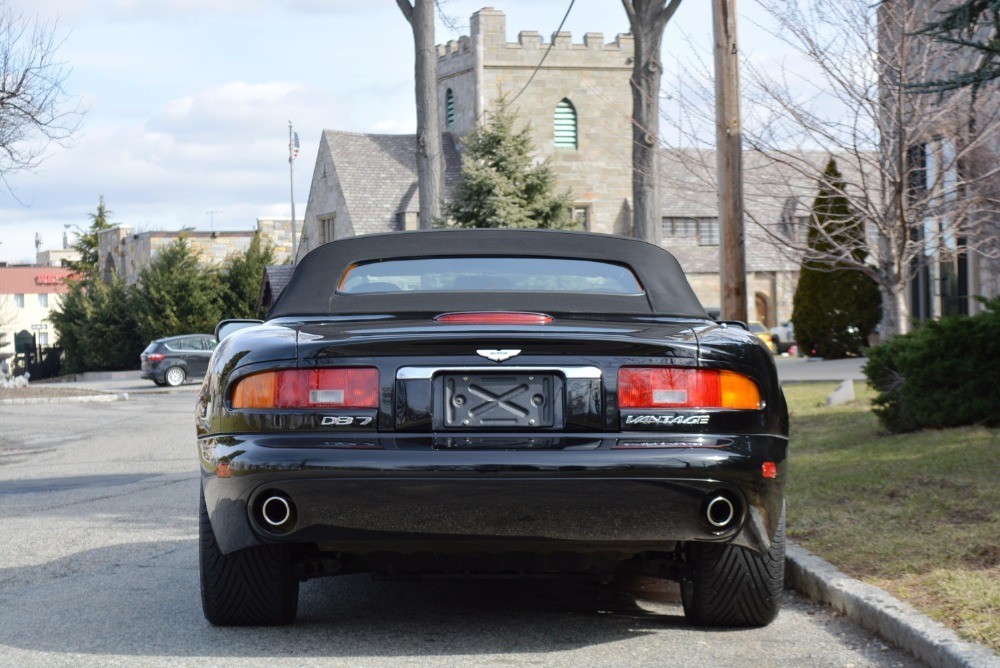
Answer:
(98, 219, 294, 286)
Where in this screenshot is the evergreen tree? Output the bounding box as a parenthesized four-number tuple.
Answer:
(220, 232, 275, 319)
(50, 275, 144, 372)
(48, 280, 91, 373)
(912, 0, 999, 93)
(792, 159, 882, 358)
(133, 236, 224, 342)
(67, 196, 114, 278)
(445, 107, 573, 229)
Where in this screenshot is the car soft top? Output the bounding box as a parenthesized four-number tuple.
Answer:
(268, 229, 709, 319)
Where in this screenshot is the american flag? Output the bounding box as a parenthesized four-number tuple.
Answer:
(290, 131, 300, 162)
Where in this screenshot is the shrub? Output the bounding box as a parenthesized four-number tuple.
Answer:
(864, 298, 1000, 432)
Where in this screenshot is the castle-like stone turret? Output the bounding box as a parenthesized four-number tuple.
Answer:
(436, 8, 635, 235)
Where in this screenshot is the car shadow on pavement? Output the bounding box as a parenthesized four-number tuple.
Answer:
(0, 539, 704, 660)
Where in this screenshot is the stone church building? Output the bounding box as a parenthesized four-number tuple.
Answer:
(297, 7, 812, 326)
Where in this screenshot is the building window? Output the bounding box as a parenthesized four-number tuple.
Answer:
(320, 215, 336, 244)
(661, 217, 719, 246)
(662, 217, 698, 239)
(907, 143, 927, 206)
(446, 88, 455, 128)
(554, 99, 578, 149)
(14, 294, 24, 308)
(698, 219, 720, 246)
(38, 293, 48, 308)
(38, 332, 49, 346)
(568, 205, 590, 230)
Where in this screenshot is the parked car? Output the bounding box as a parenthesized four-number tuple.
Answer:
(769, 321, 795, 354)
(197, 230, 788, 628)
(140, 334, 217, 387)
(748, 321, 777, 353)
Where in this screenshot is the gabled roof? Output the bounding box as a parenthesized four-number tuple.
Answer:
(257, 264, 295, 312)
(322, 131, 462, 235)
(657, 148, 870, 274)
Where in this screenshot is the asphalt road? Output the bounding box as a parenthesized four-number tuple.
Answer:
(0, 389, 923, 667)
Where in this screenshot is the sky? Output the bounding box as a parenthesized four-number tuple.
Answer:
(0, 0, 789, 264)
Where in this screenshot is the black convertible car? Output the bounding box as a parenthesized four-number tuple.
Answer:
(197, 229, 788, 628)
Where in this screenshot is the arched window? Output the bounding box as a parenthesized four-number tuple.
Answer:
(446, 89, 455, 128)
(554, 99, 577, 149)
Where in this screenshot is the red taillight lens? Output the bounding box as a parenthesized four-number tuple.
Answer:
(435, 312, 553, 325)
(146, 353, 165, 363)
(618, 367, 762, 410)
(231, 368, 379, 409)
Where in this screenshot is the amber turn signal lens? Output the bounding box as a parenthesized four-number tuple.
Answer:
(231, 368, 379, 409)
(618, 367, 762, 410)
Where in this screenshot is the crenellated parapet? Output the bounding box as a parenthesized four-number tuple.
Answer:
(437, 7, 633, 80)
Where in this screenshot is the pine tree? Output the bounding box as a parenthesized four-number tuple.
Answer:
(67, 196, 114, 278)
(220, 232, 275, 319)
(445, 107, 573, 229)
(133, 236, 224, 342)
(792, 159, 882, 358)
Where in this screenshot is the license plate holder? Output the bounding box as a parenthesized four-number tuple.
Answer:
(442, 373, 555, 428)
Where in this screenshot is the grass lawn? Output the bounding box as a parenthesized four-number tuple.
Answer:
(783, 382, 1000, 652)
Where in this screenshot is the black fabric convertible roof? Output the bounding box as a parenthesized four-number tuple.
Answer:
(268, 230, 708, 318)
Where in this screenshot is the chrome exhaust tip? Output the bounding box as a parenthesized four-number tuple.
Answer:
(705, 495, 735, 528)
(702, 493, 740, 531)
(260, 494, 295, 529)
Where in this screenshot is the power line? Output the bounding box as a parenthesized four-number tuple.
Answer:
(503, 0, 576, 109)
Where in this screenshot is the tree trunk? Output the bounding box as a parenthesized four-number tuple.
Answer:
(399, 0, 444, 228)
(878, 278, 910, 341)
(623, 1, 681, 244)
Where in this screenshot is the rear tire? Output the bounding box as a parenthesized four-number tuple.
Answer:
(199, 488, 299, 626)
(165, 366, 186, 387)
(681, 506, 785, 627)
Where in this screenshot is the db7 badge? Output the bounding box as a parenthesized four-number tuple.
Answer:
(321, 416, 374, 427)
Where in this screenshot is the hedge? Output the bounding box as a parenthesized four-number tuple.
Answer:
(864, 298, 1000, 432)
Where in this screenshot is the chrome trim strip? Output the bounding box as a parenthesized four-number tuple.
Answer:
(396, 365, 602, 380)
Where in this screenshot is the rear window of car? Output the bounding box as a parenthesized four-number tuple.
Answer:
(338, 257, 644, 295)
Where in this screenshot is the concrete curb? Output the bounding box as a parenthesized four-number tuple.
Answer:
(786, 543, 999, 667)
(0, 392, 130, 406)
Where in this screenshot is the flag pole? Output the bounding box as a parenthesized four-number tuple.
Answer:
(288, 120, 298, 264)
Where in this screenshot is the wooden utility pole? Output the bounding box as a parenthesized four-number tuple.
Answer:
(713, 0, 747, 322)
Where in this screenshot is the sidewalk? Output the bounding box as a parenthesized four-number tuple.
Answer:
(35, 370, 200, 395)
(774, 356, 867, 383)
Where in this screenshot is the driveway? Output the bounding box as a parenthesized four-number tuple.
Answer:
(0, 391, 923, 667)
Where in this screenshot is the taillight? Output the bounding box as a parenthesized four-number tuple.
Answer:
(145, 353, 165, 363)
(618, 367, 762, 410)
(435, 312, 553, 325)
(231, 368, 379, 409)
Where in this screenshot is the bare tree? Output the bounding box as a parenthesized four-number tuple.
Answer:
(665, 0, 1000, 338)
(622, 0, 683, 244)
(0, 5, 83, 192)
(396, 0, 444, 228)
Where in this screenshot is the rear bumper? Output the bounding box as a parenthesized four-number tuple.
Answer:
(199, 433, 787, 557)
